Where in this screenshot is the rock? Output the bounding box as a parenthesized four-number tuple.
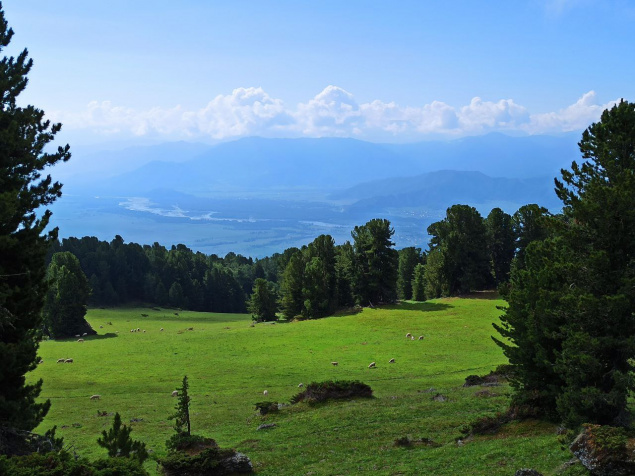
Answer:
(569, 424, 635, 476)
(514, 470, 543, 476)
(257, 423, 276, 430)
(432, 393, 448, 402)
(221, 452, 253, 473)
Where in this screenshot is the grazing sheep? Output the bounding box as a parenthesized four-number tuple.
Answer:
(406, 333, 412, 338)
(418, 335, 424, 340)
(90, 395, 101, 400)
(368, 362, 376, 369)
(82, 333, 87, 336)
(331, 361, 338, 366)
(263, 390, 268, 396)
(57, 358, 65, 363)
(136, 328, 140, 332)
(77, 338, 84, 343)
(143, 330, 146, 333)
(38, 360, 44, 364)
(99, 325, 103, 329)
(298, 383, 304, 388)
(411, 336, 415, 341)
(171, 390, 178, 397)
(160, 328, 164, 331)
(389, 358, 395, 363)
(75, 335, 80, 337)
(64, 358, 73, 363)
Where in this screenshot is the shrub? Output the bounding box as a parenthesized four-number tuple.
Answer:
(0, 452, 148, 476)
(165, 433, 210, 453)
(159, 446, 253, 475)
(254, 401, 279, 416)
(290, 380, 373, 405)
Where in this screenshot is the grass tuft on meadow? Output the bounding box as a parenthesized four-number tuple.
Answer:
(30, 295, 575, 475)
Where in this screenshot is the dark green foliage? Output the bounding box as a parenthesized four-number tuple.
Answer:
(302, 235, 338, 318)
(351, 219, 399, 305)
(511, 203, 551, 270)
(334, 242, 355, 307)
(248, 278, 278, 322)
(0, 3, 70, 436)
(279, 251, 305, 320)
(96, 412, 148, 463)
(427, 205, 491, 295)
(43, 252, 92, 338)
(0, 452, 149, 476)
(486, 208, 515, 285)
(159, 446, 247, 476)
(397, 247, 423, 300)
(290, 380, 373, 404)
(422, 247, 447, 299)
(411, 263, 426, 301)
(169, 376, 192, 438)
(496, 100, 635, 427)
(165, 433, 207, 452)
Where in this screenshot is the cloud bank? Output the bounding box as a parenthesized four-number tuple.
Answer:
(52, 87, 620, 142)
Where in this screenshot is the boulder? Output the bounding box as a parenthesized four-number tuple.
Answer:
(569, 424, 635, 476)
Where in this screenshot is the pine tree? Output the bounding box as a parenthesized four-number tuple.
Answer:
(495, 100, 635, 427)
(97, 412, 148, 463)
(43, 252, 92, 338)
(248, 278, 278, 322)
(0, 3, 70, 435)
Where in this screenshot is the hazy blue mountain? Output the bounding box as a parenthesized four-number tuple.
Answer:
(332, 170, 561, 211)
(68, 133, 579, 197)
(53, 134, 577, 256)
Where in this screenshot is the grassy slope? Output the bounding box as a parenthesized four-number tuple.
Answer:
(29, 297, 572, 475)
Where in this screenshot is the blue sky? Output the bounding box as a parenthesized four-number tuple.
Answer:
(3, 0, 634, 145)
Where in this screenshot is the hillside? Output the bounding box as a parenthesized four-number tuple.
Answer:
(30, 298, 573, 475)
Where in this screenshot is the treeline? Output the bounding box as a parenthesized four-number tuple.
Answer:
(52, 204, 551, 320)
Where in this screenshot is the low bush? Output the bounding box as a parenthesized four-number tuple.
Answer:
(290, 380, 373, 405)
(0, 452, 148, 476)
(254, 401, 279, 416)
(159, 446, 252, 475)
(165, 433, 211, 453)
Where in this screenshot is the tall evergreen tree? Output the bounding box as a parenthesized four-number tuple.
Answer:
(248, 278, 278, 322)
(486, 208, 515, 285)
(43, 252, 92, 338)
(301, 234, 337, 318)
(495, 100, 635, 427)
(397, 247, 423, 300)
(279, 252, 305, 320)
(411, 263, 426, 301)
(0, 3, 70, 435)
(351, 219, 399, 305)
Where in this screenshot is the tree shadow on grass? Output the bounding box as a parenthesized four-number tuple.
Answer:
(462, 290, 500, 300)
(387, 301, 453, 312)
(88, 332, 119, 340)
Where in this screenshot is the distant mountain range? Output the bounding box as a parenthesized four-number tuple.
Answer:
(53, 133, 578, 256)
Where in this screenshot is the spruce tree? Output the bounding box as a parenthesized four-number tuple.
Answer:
(0, 2, 70, 435)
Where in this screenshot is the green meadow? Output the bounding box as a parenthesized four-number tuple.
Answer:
(30, 296, 574, 475)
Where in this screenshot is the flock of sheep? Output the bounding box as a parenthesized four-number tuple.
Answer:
(48, 318, 426, 402)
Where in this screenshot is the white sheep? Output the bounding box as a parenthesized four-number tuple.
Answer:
(75, 334, 80, 338)
(298, 383, 304, 388)
(172, 390, 178, 397)
(411, 336, 415, 341)
(406, 333, 412, 338)
(57, 358, 65, 363)
(331, 361, 338, 366)
(136, 328, 140, 332)
(143, 330, 146, 333)
(77, 338, 84, 342)
(82, 333, 87, 336)
(263, 390, 268, 396)
(368, 362, 376, 369)
(389, 358, 395, 363)
(418, 335, 424, 340)
(160, 328, 164, 331)
(65, 358, 73, 363)
(90, 395, 100, 400)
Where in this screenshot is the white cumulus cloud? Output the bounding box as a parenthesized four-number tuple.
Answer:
(49, 87, 621, 142)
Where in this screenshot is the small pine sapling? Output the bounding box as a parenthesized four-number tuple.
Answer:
(97, 412, 148, 463)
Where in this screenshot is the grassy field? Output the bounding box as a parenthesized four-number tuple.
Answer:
(29, 295, 575, 475)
